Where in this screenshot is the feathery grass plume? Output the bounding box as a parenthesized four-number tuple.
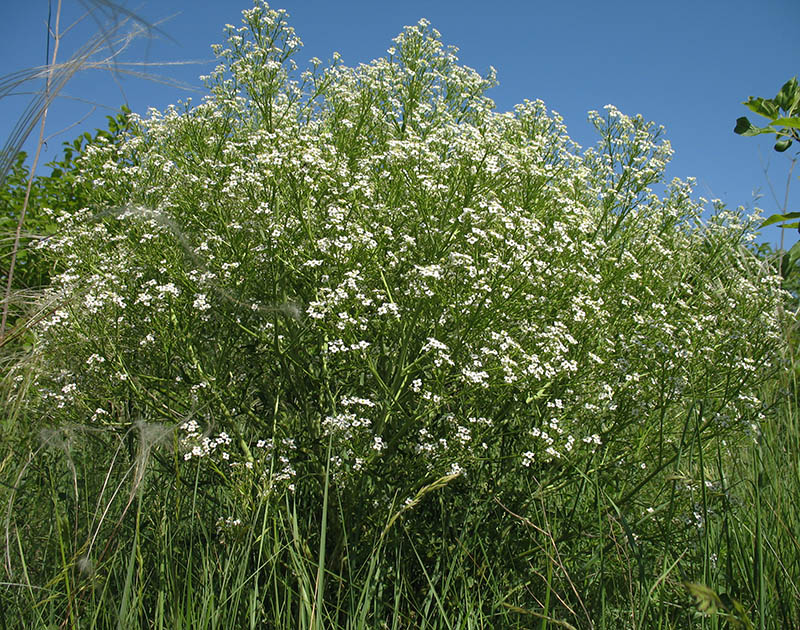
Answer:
(0, 0, 203, 341)
(684, 582, 755, 629)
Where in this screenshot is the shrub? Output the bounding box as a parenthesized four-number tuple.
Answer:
(0, 107, 132, 345)
(6, 1, 789, 622)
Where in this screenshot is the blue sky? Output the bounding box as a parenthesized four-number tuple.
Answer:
(1, 0, 798, 249)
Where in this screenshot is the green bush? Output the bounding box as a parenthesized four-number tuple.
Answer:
(0, 107, 132, 345)
(4, 2, 792, 626)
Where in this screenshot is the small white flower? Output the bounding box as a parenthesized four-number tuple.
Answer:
(193, 293, 211, 311)
(521, 451, 535, 467)
(86, 354, 105, 365)
(447, 462, 465, 476)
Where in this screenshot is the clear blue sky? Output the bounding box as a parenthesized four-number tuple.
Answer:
(2, 0, 798, 249)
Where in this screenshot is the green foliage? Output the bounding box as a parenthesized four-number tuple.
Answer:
(0, 150, 58, 290)
(734, 77, 800, 274)
(683, 582, 754, 629)
(0, 106, 132, 343)
(734, 76, 800, 153)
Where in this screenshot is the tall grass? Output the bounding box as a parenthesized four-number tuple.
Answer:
(4, 394, 797, 628)
(1, 2, 799, 628)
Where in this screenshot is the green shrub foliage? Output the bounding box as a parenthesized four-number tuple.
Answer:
(1, 107, 132, 342)
(9, 1, 789, 618)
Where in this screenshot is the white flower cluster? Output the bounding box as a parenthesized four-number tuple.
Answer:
(180, 420, 232, 461)
(24, 1, 786, 511)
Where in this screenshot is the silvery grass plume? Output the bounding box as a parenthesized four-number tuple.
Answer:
(0, 0, 204, 340)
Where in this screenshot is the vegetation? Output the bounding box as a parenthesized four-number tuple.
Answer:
(1, 2, 798, 628)
(0, 107, 132, 345)
(734, 76, 800, 272)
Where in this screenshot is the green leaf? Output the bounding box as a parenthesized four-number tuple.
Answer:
(782, 251, 794, 278)
(734, 117, 773, 136)
(744, 96, 779, 120)
(775, 76, 799, 112)
(734, 117, 752, 135)
(771, 117, 800, 129)
(775, 137, 792, 152)
(788, 240, 800, 268)
(760, 211, 800, 228)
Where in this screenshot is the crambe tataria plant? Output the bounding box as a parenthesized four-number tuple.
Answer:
(7, 1, 790, 623)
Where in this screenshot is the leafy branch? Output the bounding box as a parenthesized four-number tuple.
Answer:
(735, 76, 800, 270)
(735, 76, 800, 153)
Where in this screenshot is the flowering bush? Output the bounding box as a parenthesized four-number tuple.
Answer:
(11, 0, 787, 610)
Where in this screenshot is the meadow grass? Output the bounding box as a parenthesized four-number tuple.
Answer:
(2, 382, 798, 628)
(1, 2, 799, 628)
